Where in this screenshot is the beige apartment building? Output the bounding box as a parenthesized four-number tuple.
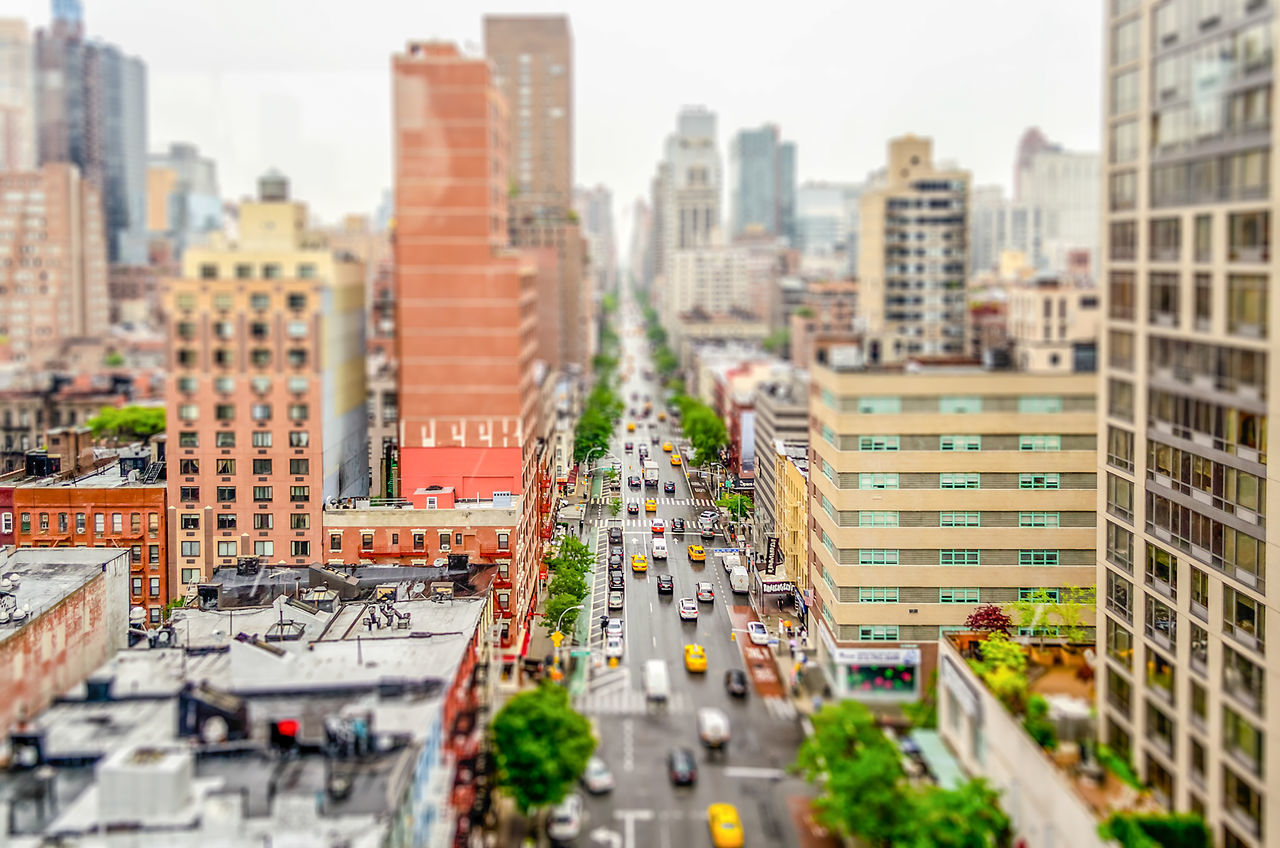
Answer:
(858, 135, 970, 363)
(165, 173, 367, 593)
(776, 444, 810, 595)
(808, 358, 1097, 700)
(1099, 3, 1276, 845)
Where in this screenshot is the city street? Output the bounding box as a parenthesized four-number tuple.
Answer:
(566, 296, 824, 848)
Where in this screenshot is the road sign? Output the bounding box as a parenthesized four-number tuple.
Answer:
(550, 631, 565, 648)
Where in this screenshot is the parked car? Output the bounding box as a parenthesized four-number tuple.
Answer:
(604, 636, 624, 659)
(679, 598, 699, 620)
(668, 747, 698, 785)
(608, 591, 624, 610)
(724, 669, 749, 698)
(608, 552, 623, 570)
(747, 621, 770, 645)
(606, 618, 624, 639)
(580, 756, 614, 795)
(656, 574, 674, 594)
(609, 572, 625, 591)
(547, 794, 583, 842)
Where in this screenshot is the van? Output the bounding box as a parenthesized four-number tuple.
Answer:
(652, 538, 668, 560)
(697, 707, 731, 748)
(729, 566, 750, 594)
(643, 659, 670, 701)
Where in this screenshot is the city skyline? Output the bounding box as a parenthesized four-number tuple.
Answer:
(12, 0, 1102, 243)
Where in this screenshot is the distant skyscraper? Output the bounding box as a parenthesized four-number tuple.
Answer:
(0, 19, 35, 172)
(969, 185, 1046, 274)
(1017, 140, 1100, 273)
(728, 124, 796, 242)
(34, 8, 147, 264)
(147, 142, 222, 257)
(859, 135, 970, 361)
(575, 184, 617, 292)
(661, 107, 722, 260)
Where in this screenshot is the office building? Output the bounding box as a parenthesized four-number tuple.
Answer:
(808, 352, 1098, 700)
(729, 124, 796, 242)
(0, 18, 35, 171)
(858, 135, 970, 362)
(165, 172, 368, 594)
(393, 41, 548, 661)
(147, 142, 222, 257)
(34, 5, 148, 264)
(0, 164, 109, 365)
(970, 185, 1047, 274)
(1015, 128, 1100, 274)
(1098, 3, 1275, 844)
(659, 107, 722, 272)
(753, 374, 809, 542)
(575, 183, 617, 293)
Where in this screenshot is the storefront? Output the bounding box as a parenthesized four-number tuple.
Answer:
(818, 624, 922, 701)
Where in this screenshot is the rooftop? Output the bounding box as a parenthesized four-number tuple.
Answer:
(15, 456, 164, 490)
(0, 548, 127, 635)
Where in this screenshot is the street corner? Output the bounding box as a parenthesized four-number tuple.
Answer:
(786, 795, 840, 848)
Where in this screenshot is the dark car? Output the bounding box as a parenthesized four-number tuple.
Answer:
(626, 502, 639, 515)
(608, 572, 625, 591)
(627, 475, 641, 489)
(657, 574, 674, 594)
(610, 543, 623, 558)
(663, 481, 676, 494)
(608, 527, 623, 545)
(608, 553, 623, 570)
(638, 446, 649, 459)
(671, 517, 685, 533)
(651, 434, 660, 445)
(624, 441, 634, 452)
(668, 748, 698, 786)
(724, 669, 749, 698)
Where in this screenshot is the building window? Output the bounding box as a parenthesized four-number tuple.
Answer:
(216, 487, 236, 502)
(254, 541, 274, 556)
(1106, 427, 1134, 472)
(292, 541, 310, 557)
(939, 473, 981, 489)
(858, 625, 899, 641)
(216, 458, 236, 475)
(859, 473, 899, 489)
(1019, 473, 1060, 490)
(76, 513, 86, 533)
(858, 436, 899, 451)
(1228, 211, 1269, 262)
(330, 533, 342, 552)
(250, 292, 269, 309)
(939, 396, 982, 414)
(939, 550, 981, 566)
(289, 458, 309, 475)
(290, 513, 309, 530)
(177, 403, 198, 422)
(287, 349, 308, 368)
(858, 511, 899, 527)
(1019, 550, 1060, 566)
(262, 263, 282, 279)
(1106, 473, 1133, 521)
(361, 533, 373, 550)
(287, 320, 308, 338)
(1019, 396, 1063, 413)
(181, 541, 200, 557)
(251, 403, 272, 421)
(856, 397, 901, 414)
(288, 404, 309, 421)
(179, 431, 198, 447)
(290, 486, 310, 502)
(859, 587, 899, 603)
(179, 458, 199, 475)
(214, 404, 234, 421)
(1148, 217, 1181, 261)
(287, 293, 307, 310)
(253, 486, 273, 501)
(858, 549, 899, 565)
(181, 568, 201, 584)
(250, 348, 271, 367)
(1109, 220, 1136, 259)
(1194, 214, 1212, 262)
(252, 431, 273, 447)
(216, 431, 235, 447)
(939, 587, 980, 604)
(289, 431, 309, 447)
(1109, 169, 1136, 211)
(939, 435, 981, 451)
(19, 513, 29, 533)
(940, 512, 981, 527)
(1018, 512, 1060, 527)
(252, 458, 272, 475)
(1019, 435, 1062, 451)
(498, 532, 510, 549)
(1227, 273, 1268, 337)
(1222, 586, 1264, 648)
(1148, 272, 1180, 324)
(217, 541, 238, 557)
(413, 532, 425, 550)
(217, 514, 237, 530)
(180, 486, 199, 502)
(181, 513, 200, 530)
(1109, 271, 1135, 320)
(253, 514, 274, 530)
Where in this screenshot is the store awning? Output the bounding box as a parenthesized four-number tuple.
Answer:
(909, 729, 966, 790)
(565, 466, 578, 488)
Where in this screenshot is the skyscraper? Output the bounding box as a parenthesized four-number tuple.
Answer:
(1099, 3, 1275, 845)
(392, 41, 545, 658)
(147, 142, 222, 257)
(34, 4, 148, 264)
(858, 135, 970, 362)
(0, 19, 35, 172)
(728, 124, 796, 242)
(660, 107, 722, 263)
(165, 172, 368, 592)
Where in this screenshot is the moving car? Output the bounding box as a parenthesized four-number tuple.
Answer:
(638, 445, 649, 459)
(670, 453, 682, 466)
(707, 804, 744, 848)
(580, 756, 614, 795)
(650, 434, 660, 445)
(547, 794, 583, 842)
(696, 582, 715, 602)
(631, 553, 647, 573)
(747, 620, 770, 645)
(656, 574, 674, 594)
(678, 598, 699, 620)
(724, 669, 749, 698)
(664, 480, 676, 493)
(608, 591, 624, 610)
(627, 475, 641, 489)
(652, 538, 668, 559)
(626, 422, 636, 432)
(662, 441, 674, 452)
(624, 441, 633, 452)
(697, 707, 731, 748)
(684, 644, 708, 672)
(687, 544, 705, 562)
(627, 501, 639, 515)
(609, 572, 625, 591)
(645, 498, 657, 512)
(651, 519, 665, 534)
(658, 411, 667, 422)
(671, 517, 685, 533)
(668, 747, 698, 785)
(605, 618, 624, 639)
(604, 636, 624, 659)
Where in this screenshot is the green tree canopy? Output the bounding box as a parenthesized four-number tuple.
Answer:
(543, 592, 586, 637)
(681, 402, 727, 466)
(491, 682, 596, 814)
(761, 328, 790, 355)
(898, 779, 1012, 848)
(86, 405, 165, 443)
(716, 493, 754, 516)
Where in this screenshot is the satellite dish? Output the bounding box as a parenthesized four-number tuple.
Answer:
(129, 607, 146, 624)
(201, 715, 229, 744)
(411, 582, 426, 596)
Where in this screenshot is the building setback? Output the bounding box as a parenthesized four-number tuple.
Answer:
(392, 42, 547, 661)
(165, 172, 368, 595)
(1099, 3, 1276, 845)
(808, 359, 1098, 699)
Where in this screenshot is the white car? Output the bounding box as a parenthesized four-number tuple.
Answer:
(697, 707, 731, 748)
(679, 598, 699, 620)
(547, 793, 583, 841)
(604, 635, 624, 659)
(580, 756, 615, 795)
(747, 620, 770, 645)
(606, 618, 624, 639)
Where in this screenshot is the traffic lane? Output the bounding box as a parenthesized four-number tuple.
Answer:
(725, 605, 787, 698)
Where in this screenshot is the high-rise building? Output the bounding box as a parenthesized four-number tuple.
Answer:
(147, 142, 222, 257)
(795, 181, 853, 257)
(969, 185, 1047, 274)
(165, 172, 368, 594)
(728, 124, 796, 243)
(808, 352, 1098, 700)
(0, 19, 35, 172)
(34, 5, 148, 264)
(859, 135, 971, 362)
(661, 107, 722, 263)
(392, 41, 546, 659)
(0, 164, 108, 364)
(575, 184, 617, 293)
(1017, 142, 1100, 274)
(1099, 3, 1275, 844)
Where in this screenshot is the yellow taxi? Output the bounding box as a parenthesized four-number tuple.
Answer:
(708, 804, 744, 848)
(684, 644, 708, 673)
(627, 421, 636, 432)
(645, 498, 657, 512)
(631, 553, 647, 572)
(662, 441, 674, 452)
(670, 453, 682, 466)
(658, 411, 667, 422)
(687, 544, 705, 562)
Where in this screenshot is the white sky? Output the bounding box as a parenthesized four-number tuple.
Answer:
(16, 0, 1104, 249)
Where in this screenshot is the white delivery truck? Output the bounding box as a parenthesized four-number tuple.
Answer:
(729, 565, 750, 594)
(642, 460, 660, 488)
(644, 659, 670, 701)
(652, 538, 668, 559)
(717, 550, 742, 574)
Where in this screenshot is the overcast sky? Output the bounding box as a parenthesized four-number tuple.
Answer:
(17, 0, 1103, 248)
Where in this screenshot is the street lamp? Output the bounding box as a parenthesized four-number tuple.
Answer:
(551, 603, 586, 677)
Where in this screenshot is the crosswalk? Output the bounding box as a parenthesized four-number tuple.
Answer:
(589, 496, 716, 507)
(575, 660, 799, 721)
(761, 695, 798, 721)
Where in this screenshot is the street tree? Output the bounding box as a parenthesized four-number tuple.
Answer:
(609, 497, 622, 516)
(86, 405, 166, 444)
(716, 493, 754, 516)
(491, 682, 596, 815)
(898, 780, 1012, 848)
(680, 402, 727, 466)
(542, 592, 584, 638)
(546, 535, 593, 576)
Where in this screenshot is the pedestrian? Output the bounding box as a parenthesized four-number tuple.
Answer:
(599, 614, 608, 632)
(789, 637, 797, 657)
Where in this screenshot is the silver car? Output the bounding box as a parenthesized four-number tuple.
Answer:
(580, 756, 615, 795)
(678, 598, 699, 620)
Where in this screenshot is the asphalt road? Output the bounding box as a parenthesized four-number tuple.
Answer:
(567, 297, 813, 848)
